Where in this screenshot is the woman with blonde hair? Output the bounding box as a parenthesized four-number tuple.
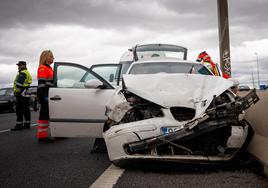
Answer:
(37, 50, 54, 143)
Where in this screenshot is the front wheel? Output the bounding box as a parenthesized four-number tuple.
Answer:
(9, 102, 16, 112)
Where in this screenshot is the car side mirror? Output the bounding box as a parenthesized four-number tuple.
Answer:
(109, 74, 114, 82)
(84, 79, 103, 89)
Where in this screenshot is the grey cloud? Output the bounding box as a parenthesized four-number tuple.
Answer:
(259, 58, 268, 70)
(231, 57, 268, 84)
(0, 0, 268, 87)
(1, 0, 267, 35)
(2, 0, 268, 43)
(161, 0, 268, 44)
(229, 0, 268, 28)
(228, 1, 268, 44)
(0, 0, 218, 32)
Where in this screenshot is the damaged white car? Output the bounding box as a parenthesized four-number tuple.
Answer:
(103, 58, 259, 166)
(49, 44, 258, 167)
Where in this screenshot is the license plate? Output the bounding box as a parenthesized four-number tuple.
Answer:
(161, 127, 180, 134)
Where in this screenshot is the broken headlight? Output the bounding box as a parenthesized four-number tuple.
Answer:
(120, 92, 164, 123)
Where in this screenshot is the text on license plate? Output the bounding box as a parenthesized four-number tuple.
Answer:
(161, 127, 180, 134)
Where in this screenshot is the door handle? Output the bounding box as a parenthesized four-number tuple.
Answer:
(50, 95, 62, 101)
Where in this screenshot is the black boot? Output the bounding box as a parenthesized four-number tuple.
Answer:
(11, 124, 23, 131)
(38, 137, 55, 144)
(91, 138, 107, 153)
(23, 123, 31, 129)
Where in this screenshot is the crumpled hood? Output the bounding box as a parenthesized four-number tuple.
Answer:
(123, 74, 233, 117)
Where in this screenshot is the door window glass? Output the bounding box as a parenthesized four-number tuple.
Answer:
(91, 65, 120, 86)
(56, 65, 99, 88)
(0, 89, 6, 95)
(6, 88, 14, 96)
(119, 61, 132, 80)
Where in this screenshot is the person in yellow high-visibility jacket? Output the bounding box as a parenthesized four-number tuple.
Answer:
(11, 61, 32, 131)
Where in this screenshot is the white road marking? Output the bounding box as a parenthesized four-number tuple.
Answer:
(0, 129, 10, 133)
(0, 123, 37, 134)
(89, 164, 125, 188)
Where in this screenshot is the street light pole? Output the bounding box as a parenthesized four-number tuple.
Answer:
(251, 67, 255, 88)
(251, 70, 255, 88)
(254, 52, 260, 88)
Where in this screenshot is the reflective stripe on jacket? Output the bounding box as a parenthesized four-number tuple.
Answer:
(37, 120, 49, 138)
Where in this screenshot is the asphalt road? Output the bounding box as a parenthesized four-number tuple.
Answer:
(0, 112, 268, 188)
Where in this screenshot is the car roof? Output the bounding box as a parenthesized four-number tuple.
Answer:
(136, 43, 187, 49)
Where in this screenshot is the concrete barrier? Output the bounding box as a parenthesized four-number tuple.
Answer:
(240, 90, 268, 175)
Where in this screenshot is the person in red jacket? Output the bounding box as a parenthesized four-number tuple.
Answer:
(37, 50, 54, 143)
(196, 51, 219, 76)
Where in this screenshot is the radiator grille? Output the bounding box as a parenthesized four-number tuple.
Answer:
(170, 107, 195, 121)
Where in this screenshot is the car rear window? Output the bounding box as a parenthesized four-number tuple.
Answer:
(128, 62, 212, 75)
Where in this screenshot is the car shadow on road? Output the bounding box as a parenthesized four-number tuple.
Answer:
(121, 151, 265, 177)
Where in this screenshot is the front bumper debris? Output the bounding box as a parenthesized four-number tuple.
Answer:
(124, 89, 259, 155)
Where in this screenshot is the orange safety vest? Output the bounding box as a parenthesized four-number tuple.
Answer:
(37, 64, 54, 90)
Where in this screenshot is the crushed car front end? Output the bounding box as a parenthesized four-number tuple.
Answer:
(103, 73, 259, 166)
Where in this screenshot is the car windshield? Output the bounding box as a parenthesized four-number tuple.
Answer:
(128, 62, 212, 75)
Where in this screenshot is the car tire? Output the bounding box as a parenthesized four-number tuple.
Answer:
(9, 102, 16, 112)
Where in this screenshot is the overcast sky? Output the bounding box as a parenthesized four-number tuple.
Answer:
(0, 0, 267, 88)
